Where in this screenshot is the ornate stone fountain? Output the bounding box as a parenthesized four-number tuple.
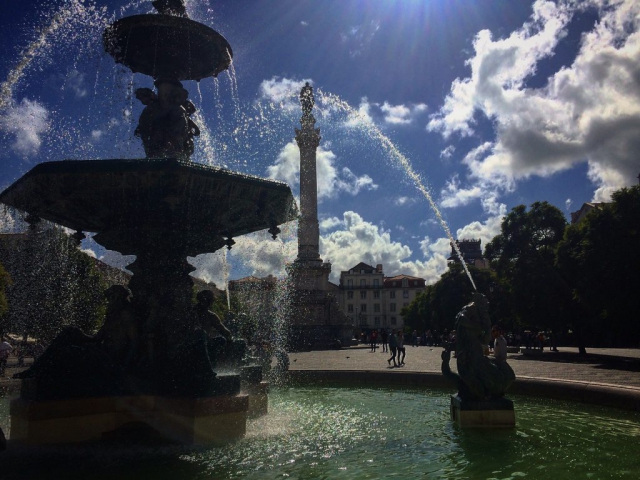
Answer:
(0, 0, 297, 446)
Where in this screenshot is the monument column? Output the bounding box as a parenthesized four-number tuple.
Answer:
(295, 82, 321, 263)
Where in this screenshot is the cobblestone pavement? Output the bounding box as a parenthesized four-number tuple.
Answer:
(2, 347, 639, 391)
(288, 346, 640, 389)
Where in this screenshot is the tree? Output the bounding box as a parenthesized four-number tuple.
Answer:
(401, 265, 507, 334)
(2, 223, 107, 342)
(484, 202, 572, 336)
(556, 185, 640, 347)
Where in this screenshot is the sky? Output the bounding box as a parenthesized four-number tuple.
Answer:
(0, 0, 638, 288)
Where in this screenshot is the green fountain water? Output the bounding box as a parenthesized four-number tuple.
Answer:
(1, 386, 639, 479)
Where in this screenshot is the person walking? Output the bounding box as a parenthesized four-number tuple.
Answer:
(397, 330, 406, 366)
(380, 329, 388, 353)
(387, 330, 398, 367)
(370, 330, 378, 352)
(412, 330, 418, 347)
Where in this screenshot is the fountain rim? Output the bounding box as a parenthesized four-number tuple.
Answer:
(0, 158, 293, 196)
(285, 370, 640, 412)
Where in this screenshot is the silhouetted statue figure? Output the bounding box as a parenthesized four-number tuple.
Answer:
(300, 82, 314, 116)
(152, 0, 188, 17)
(95, 285, 139, 368)
(134, 80, 200, 159)
(195, 291, 248, 369)
(441, 293, 515, 400)
(14, 286, 139, 400)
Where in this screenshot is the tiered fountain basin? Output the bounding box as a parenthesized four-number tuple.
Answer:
(0, 158, 298, 446)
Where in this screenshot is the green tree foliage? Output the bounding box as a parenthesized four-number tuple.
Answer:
(556, 186, 640, 347)
(484, 202, 571, 333)
(3, 224, 107, 342)
(401, 265, 505, 334)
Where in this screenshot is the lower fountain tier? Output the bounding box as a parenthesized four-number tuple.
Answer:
(0, 158, 298, 255)
(10, 393, 249, 446)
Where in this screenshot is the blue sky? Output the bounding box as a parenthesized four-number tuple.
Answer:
(1, 0, 638, 287)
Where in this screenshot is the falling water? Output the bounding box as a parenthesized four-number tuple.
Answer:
(0, 0, 111, 111)
(317, 90, 478, 291)
(222, 248, 231, 310)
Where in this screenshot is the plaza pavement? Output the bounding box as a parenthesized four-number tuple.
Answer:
(287, 345, 640, 388)
(286, 345, 640, 411)
(2, 346, 639, 410)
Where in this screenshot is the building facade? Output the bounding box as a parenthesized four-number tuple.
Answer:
(448, 239, 489, 269)
(337, 262, 426, 332)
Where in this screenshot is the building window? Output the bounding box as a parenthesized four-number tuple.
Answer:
(374, 291, 380, 299)
(402, 278, 408, 287)
(360, 269, 365, 274)
(347, 304, 353, 313)
(373, 279, 379, 286)
(361, 304, 367, 313)
(390, 303, 396, 312)
(374, 317, 380, 326)
(347, 279, 353, 287)
(390, 291, 396, 299)
(360, 291, 367, 299)
(403, 290, 409, 298)
(391, 317, 397, 325)
(360, 279, 366, 287)
(374, 303, 380, 313)
(347, 291, 353, 299)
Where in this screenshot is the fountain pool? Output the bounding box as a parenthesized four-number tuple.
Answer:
(1, 385, 639, 479)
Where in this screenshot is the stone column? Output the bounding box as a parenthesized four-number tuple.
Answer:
(295, 83, 321, 263)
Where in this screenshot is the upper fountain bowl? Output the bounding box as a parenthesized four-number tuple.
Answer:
(103, 14, 233, 81)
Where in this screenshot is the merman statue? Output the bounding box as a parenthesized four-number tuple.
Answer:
(441, 292, 515, 400)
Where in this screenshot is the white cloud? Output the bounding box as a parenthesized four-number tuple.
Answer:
(394, 196, 417, 206)
(380, 101, 427, 125)
(300, 21, 309, 27)
(91, 130, 103, 141)
(319, 211, 450, 284)
(455, 205, 506, 250)
(565, 198, 573, 211)
(319, 216, 344, 231)
(267, 141, 378, 200)
(440, 145, 456, 159)
(344, 97, 374, 127)
(429, 0, 640, 203)
(64, 69, 87, 98)
(258, 77, 312, 111)
(0, 98, 50, 157)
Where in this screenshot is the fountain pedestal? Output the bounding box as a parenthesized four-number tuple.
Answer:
(10, 391, 249, 446)
(450, 395, 515, 428)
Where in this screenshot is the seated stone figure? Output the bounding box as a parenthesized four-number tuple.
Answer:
(14, 286, 138, 400)
(441, 293, 515, 400)
(160, 290, 244, 397)
(195, 291, 248, 368)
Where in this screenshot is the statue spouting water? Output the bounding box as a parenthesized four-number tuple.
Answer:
(441, 293, 515, 400)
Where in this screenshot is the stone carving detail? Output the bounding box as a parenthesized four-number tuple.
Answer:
(441, 293, 515, 400)
(134, 80, 200, 159)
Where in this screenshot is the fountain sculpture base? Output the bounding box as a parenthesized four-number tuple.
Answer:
(450, 395, 515, 428)
(9, 392, 249, 447)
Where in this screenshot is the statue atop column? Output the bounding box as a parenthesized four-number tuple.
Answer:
(300, 82, 315, 116)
